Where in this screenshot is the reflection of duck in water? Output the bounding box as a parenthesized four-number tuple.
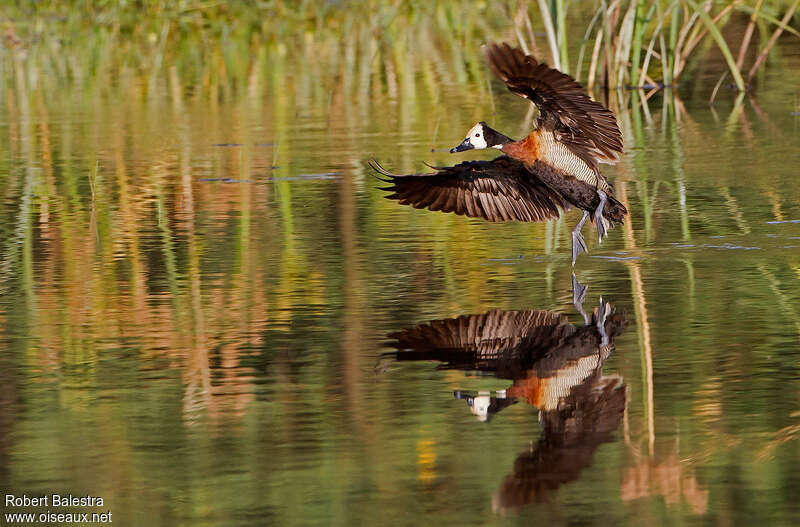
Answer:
(384, 292, 627, 508)
(494, 361, 626, 510)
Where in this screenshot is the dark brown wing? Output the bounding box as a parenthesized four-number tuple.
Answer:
(483, 42, 623, 166)
(387, 306, 626, 380)
(388, 309, 571, 360)
(371, 156, 569, 223)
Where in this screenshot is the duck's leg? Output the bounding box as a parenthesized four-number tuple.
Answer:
(596, 299, 610, 349)
(572, 273, 590, 325)
(571, 211, 590, 266)
(595, 190, 608, 243)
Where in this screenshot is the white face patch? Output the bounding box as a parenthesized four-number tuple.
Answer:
(469, 394, 491, 421)
(464, 123, 488, 150)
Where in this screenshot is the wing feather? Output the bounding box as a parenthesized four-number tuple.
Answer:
(372, 156, 569, 223)
(479, 191, 499, 222)
(388, 309, 571, 360)
(483, 42, 623, 165)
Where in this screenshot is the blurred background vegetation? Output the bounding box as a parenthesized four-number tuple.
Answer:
(2, 0, 799, 99)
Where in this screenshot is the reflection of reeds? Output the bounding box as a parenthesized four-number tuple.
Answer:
(1, 2, 794, 372)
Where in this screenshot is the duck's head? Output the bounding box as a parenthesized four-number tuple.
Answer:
(450, 122, 513, 153)
(454, 390, 517, 422)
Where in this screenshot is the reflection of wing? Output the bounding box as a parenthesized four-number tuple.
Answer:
(371, 157, 569, 223)
(388, 307, 626, 379)
(494, 375, 626, 510)
(388, 309, 571, 365)
(483, 42, 623, 167)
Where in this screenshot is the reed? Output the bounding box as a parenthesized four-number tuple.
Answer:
(0, 0, 797, 109)
(517, 0, 799, 96)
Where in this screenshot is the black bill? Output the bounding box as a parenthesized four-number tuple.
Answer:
(450, 138, 474, 153)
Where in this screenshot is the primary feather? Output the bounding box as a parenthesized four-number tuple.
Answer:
(482, 42, 623, 168)
(371, 157, 570, 223)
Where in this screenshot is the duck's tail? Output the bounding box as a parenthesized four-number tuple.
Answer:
(600, 195, 627, 223)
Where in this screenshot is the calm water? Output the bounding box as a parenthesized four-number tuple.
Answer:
(2, 33, 800, 527)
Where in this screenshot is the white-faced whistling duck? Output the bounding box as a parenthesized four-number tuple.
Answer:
(371, 42, 627, 265)
(384, 300, 625, 422)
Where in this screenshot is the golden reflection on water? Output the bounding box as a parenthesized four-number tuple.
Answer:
(1, 13, 800, 525)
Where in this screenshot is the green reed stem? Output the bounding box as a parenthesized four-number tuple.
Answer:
(666, 1, 679, 86)
(686, 0, 746, 91)
(554, 0, 570, 74)
(630, 0, 648, 86)
(537, 0, 562, 70)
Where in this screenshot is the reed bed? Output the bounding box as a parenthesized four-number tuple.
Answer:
(525, 0, 799, 95)
(1, 0, 797, 106)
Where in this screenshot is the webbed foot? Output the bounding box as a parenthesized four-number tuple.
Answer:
(572, 230, 588, 266)
(596, 299, 610, 349)
(572, 273, 590, 324)
(571, 211, 591, 266)
(595, 190, 608, 243)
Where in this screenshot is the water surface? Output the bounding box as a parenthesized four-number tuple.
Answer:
(1, 27, 800, 527)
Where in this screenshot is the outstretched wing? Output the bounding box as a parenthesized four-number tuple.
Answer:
(483, 42, 623, 166)
(388, 309, 571, 360)
(371, 156, 568, 223)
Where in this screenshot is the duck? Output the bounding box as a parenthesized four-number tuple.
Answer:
(371, 42, 627, 265)
(382, 297, 627, 507)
